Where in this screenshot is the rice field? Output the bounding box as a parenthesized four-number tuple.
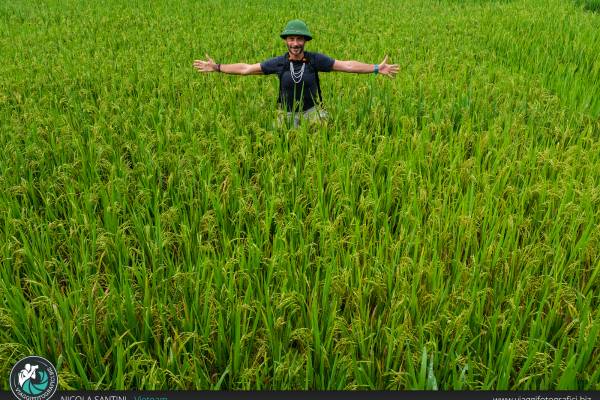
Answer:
(0, 0, 599, 391)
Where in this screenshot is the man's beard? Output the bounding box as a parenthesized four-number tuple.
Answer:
(288, 44, 304, 56)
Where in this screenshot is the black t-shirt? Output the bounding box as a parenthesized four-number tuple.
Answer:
(261, 51, 335, 112)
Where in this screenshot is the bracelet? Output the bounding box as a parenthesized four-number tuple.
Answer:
(373, 64, 379, 75)
(216, 63, 221, 72)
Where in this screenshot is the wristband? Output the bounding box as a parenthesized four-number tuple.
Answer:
(373, 64, 379, 75)
(216, 63, 221, 72)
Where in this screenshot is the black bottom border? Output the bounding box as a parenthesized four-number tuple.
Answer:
(0, 390, 598, 400)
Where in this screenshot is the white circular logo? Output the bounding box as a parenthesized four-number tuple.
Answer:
(9, 356, 58, 400)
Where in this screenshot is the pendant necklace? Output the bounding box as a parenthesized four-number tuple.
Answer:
(290, 61, 305, 84)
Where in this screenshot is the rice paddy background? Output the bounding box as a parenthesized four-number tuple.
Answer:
(1, 0, 599, 390)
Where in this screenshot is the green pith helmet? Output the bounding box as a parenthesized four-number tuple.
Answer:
(280, 19, 313, 41)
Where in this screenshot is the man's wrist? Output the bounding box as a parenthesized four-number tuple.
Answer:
(373, 64, 379, 75)
(215, 63, 221, 72)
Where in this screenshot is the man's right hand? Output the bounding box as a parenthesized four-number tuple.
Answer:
(193, 54, 218, 72)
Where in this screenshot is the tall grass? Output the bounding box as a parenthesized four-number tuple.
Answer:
(0, 0, 598, 390)
(574, 0, 600, 12)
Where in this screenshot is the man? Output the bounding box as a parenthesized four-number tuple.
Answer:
(193, 19, 398, 127)
(18, 364, 39, 387)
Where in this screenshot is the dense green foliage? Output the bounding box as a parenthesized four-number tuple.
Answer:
(575, 0, 600, 12)
(1, 0, 599, 390)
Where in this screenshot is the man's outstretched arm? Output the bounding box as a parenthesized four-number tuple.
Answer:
(332, 55, 398, 78)
(193, 54, 263, 75)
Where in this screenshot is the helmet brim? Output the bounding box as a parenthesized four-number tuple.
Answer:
(280, 32, 312, 41)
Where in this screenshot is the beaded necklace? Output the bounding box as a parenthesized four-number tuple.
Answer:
(289, 61, 305, 83)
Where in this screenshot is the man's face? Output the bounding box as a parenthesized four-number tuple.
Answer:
(286, 35, 306, 57)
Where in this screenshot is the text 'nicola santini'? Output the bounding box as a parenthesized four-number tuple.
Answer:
(60, 396, 127, 400)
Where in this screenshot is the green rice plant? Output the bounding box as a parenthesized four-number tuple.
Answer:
(574, 0, 600, 12)
(0, 0, 598, 391)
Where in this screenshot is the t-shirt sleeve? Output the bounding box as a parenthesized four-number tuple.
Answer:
(260, 56, 285, 75)
(313, 53, 335, 72)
